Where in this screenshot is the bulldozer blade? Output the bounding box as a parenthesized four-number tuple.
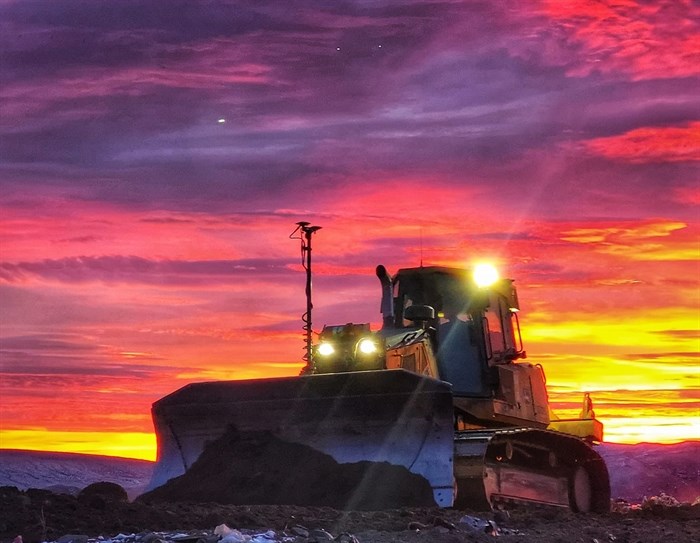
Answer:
(146, 369, 455, 508)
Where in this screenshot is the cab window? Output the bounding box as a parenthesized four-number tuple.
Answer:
(484, 294, 514, 363)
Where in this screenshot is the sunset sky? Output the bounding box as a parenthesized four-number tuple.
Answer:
(1, 0, 698, 461)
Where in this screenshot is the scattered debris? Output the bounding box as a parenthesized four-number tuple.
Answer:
(56, 536, 89, 543)
(642, 492, 682, 509)
(333, 535, 359, 543)
(307, 528, 333, 542)
(31, 526, 358, 543)
(458, 514, 523, 536)
(3, 485, 699, 543)
(459, 514, 500, 535)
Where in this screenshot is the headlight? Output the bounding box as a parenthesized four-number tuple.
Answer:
(317, 342, 335, 356)
(357, 338, 378, 355)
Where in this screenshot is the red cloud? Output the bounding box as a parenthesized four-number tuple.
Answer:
(583, 122, 700, 163)
(538, 0, 700, 80)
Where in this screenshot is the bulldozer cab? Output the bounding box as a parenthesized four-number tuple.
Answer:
(383, 266, 524, 396)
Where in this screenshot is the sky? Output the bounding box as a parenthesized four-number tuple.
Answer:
(1, 0, 698, 461)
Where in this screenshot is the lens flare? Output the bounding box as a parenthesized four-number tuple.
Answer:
(473, 263, 499, 287)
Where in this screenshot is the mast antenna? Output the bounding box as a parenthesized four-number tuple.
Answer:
(420, 225, 424, 267)
(289, 221, 322, 373)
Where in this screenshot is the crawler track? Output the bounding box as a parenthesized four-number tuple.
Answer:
(454, 428, 610, 512)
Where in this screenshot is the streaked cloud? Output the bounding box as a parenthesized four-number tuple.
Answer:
(0, 255, 293, 285)
(583, 122, 700, 163)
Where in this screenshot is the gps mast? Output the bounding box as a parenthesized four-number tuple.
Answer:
(289, 221, 321, 373)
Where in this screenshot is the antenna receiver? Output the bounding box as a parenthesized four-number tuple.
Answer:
(290, 222, 322, 373)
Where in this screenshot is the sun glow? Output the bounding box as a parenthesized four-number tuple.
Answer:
(601, 416, 700, 444)
(0, 429, 157, 461)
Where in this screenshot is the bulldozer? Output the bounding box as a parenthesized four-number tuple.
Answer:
(146, 224, 610, 512)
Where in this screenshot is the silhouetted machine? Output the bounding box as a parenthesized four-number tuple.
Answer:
(147, 226, 610, 512)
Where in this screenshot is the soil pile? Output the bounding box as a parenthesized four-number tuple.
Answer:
(139, 427, 435, 509)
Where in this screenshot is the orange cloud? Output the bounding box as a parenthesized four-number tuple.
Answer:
(583, 122, 700, 163)
(560, 220, 698, 260)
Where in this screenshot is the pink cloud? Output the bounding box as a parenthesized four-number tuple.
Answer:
(538, 0, 700, 80)
(674, 185, 700, 205)
(583, 122, 700, 163)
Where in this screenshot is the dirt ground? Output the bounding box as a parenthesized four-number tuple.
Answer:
(2, 486, 699, 543)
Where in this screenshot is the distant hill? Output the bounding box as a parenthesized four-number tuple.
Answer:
(598, 441, 699, 503)
(0, 449, 153, 500)
(1, 441, 698, 503)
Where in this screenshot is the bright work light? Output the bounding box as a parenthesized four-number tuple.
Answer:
(473, 263, 499, 288)
(317, 342, 335, 356)
(357, 338, 378, 355)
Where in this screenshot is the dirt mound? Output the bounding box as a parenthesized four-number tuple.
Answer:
(138, 427, 435, 509)
(78, 482, 129, 508)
